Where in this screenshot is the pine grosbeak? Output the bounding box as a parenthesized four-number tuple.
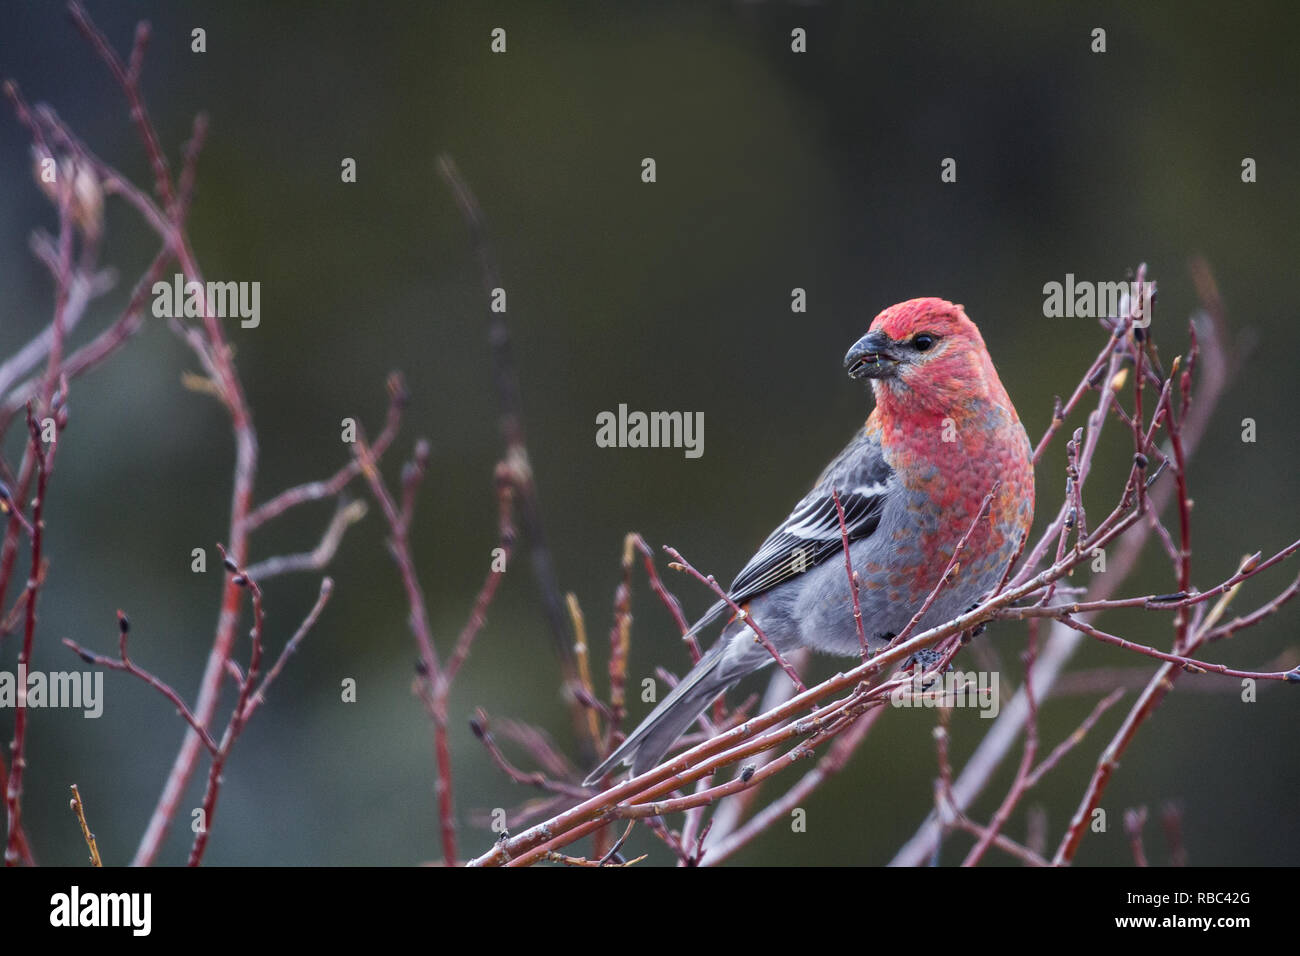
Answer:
(585, 298, 1035, 784)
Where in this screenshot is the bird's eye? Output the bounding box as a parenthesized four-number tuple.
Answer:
(912, 334, 935, 352)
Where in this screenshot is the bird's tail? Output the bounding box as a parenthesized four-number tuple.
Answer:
(582, 642, 735, 786)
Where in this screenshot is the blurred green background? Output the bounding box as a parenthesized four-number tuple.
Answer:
(1, 1, 1296, 866)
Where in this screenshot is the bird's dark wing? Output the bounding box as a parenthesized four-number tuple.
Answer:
(686, 427, 893, 636)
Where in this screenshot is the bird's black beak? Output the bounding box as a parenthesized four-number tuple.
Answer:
(844, 331, 901, 380)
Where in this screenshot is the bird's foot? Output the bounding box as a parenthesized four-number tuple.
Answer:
(903, 647, 951, 685)
(960, 602, 988, 643)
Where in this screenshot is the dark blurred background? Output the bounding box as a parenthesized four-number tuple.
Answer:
(0, 1, 1296, 866)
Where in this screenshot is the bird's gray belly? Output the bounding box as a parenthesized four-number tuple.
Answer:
(784, 526, 1010, 658)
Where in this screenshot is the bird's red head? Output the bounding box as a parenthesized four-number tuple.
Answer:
(845, 297, 1015, 419)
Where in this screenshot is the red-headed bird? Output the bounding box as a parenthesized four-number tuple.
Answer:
(584, 298, 1035, 784)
